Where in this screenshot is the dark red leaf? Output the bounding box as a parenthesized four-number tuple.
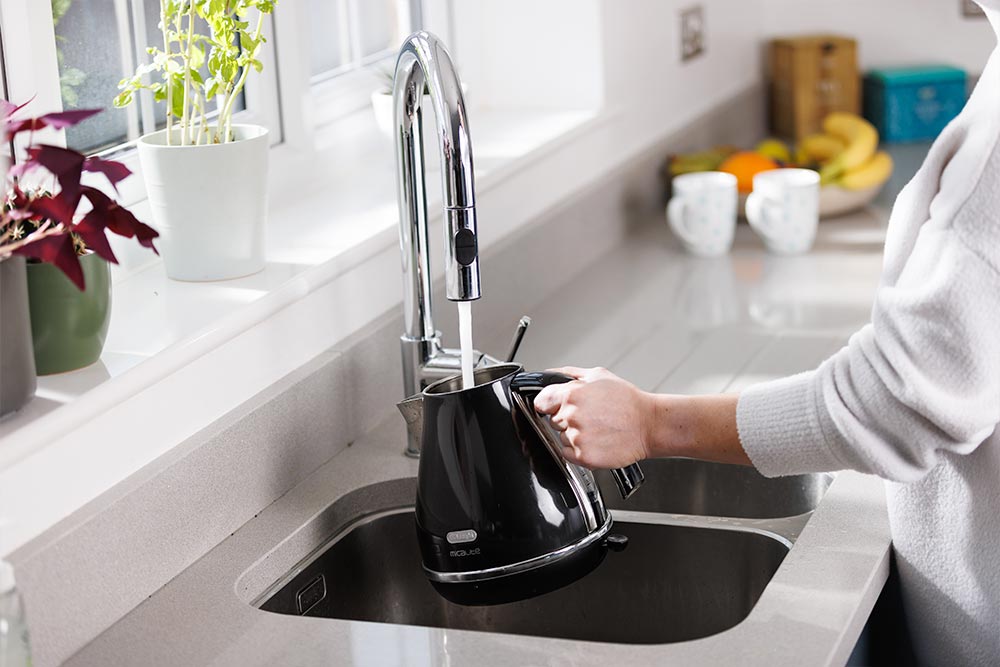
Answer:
(39, 109, 101, 130)
(24, 144, 85, 202)
(111, 205, 159, 253)
(14, 234, 85, 290)
(26, 191, 78, 226)
(5, 118, 46, 139)
(0, 97, 36, 121)
(0, 97, 34, 139)
(74, 213, 119, 264)
(83, 155, 132, 192)
(0, 100, 18, 118)
(7, 185, 31, 209)
(4, 107, 100, 141)
(80, 187, 159, 254)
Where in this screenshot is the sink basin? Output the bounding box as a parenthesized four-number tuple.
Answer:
(257, 508, 788, 644)
(597, 458, 832, 518)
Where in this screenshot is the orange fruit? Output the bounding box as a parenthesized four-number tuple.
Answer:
(718, 151, 780, 194)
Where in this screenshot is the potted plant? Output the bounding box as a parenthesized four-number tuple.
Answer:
(0, 101, 158, 414)
(115, 0, 276, 281)
(370, 67, 398, 137)
(21, 214, 112, 376)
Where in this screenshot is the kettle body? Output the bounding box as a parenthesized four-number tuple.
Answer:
(407, 363, 643, 605)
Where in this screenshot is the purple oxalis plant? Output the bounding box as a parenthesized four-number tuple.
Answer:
(0, 99, 158, 289)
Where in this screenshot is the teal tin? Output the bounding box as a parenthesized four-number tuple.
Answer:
(863, 65, 967, 143)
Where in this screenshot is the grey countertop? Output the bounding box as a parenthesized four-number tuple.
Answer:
(66, 203, 896, 666)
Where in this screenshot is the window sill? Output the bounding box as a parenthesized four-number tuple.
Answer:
(0, 102, 607, 554)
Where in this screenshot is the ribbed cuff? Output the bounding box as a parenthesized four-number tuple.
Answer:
(736, 370, 846, 478)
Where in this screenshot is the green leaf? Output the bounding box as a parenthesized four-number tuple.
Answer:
(190, 44, 206, 70)
(62, 67, 86, 86)
(50, 0, 72, 23)
(169, 73, 186, 117)
(239, 30, 254, 51)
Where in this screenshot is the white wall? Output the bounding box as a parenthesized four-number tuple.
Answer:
(450, 0, 767, 126)
(452, 0, 606, 111)
(760, 0, 997, 74)
(600, 0, 765, 140)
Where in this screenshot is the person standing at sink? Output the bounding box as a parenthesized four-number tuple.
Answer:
(534, 3, 1000, 665)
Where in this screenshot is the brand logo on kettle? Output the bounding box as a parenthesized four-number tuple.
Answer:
(446, 529, 477, 544)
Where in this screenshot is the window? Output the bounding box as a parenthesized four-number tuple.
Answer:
(309, 0, 420, 83)
(1, 0, 280, 156)
(307, 0, 425, 123)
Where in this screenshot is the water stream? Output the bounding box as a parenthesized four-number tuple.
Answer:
(458, 301, 475, 390)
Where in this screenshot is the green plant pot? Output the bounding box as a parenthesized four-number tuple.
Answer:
(26, 252, 112, 376)
(0, 256, 37, 418)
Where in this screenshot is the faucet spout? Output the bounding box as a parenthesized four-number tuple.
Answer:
(393, 32, 493, 456)
(394, 32, 481, 336)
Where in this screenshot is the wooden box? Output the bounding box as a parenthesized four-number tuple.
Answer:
(769, 35, 860, 140)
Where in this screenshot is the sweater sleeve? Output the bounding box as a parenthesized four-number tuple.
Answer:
(737, 227, 1000, 483)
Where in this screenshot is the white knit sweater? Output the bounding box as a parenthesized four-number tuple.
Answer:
(736, 7, 1000, 666)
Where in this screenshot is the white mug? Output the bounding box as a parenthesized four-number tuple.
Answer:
(745, 168, 820, 255)
(667, 172, 738, 257)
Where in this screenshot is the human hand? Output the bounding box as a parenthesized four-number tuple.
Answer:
(532, 366, 656, 469)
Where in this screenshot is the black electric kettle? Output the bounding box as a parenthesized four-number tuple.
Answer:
(397, 363, 644, 605)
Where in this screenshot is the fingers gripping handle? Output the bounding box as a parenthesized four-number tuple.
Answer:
(510, 372, 644, 500)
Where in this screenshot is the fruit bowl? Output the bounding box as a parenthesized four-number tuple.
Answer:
(818, 181, 886, 218)
(668, 113, 893, 221)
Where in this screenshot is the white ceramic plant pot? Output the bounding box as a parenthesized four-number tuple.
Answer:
(371, 90, 394, 136)
(372, 90, 433, 148)
(138, 124, 269, 281)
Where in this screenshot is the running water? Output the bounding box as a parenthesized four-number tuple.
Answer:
(458, 301, 475, 390)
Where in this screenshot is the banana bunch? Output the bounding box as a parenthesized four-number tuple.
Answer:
(797, 113, 893, 191)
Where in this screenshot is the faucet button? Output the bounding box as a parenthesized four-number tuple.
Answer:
(454, 229, 478, 266)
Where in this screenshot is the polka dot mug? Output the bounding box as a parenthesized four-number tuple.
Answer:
(745, 168, 820, 255)
(666, 172, 738, 257)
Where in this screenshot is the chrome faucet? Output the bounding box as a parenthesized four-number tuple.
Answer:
(393, 32, 499, 456)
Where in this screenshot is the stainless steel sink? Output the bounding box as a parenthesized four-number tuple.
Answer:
(257, 507, 789, 644)
(597, 458, 832, 518)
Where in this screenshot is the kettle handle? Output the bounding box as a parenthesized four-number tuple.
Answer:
(510, 372, 644, 500)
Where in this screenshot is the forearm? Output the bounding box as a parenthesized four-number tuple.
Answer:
(643, 393, 750, 466)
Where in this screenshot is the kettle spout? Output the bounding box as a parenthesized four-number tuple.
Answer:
(397, 394, 424, 450)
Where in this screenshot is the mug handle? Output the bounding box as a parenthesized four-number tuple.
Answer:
(745, 191, 782, 241)
(667, 196, 703, 249)
(510, 371, 644, 500)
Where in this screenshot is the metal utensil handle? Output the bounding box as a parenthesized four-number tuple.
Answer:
(510, 371, 644, 500)
(504, 316, 532, 362)
(611, 464, 644, 499)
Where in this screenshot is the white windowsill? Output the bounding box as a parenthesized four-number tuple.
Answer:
(0, 105, 605, 477)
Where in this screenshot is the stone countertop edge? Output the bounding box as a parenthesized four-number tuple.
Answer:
(67, 410, 891, 667)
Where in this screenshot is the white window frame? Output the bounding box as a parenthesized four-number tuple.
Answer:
(306, 0, 453, 127)
(0, 0, 282, 204)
